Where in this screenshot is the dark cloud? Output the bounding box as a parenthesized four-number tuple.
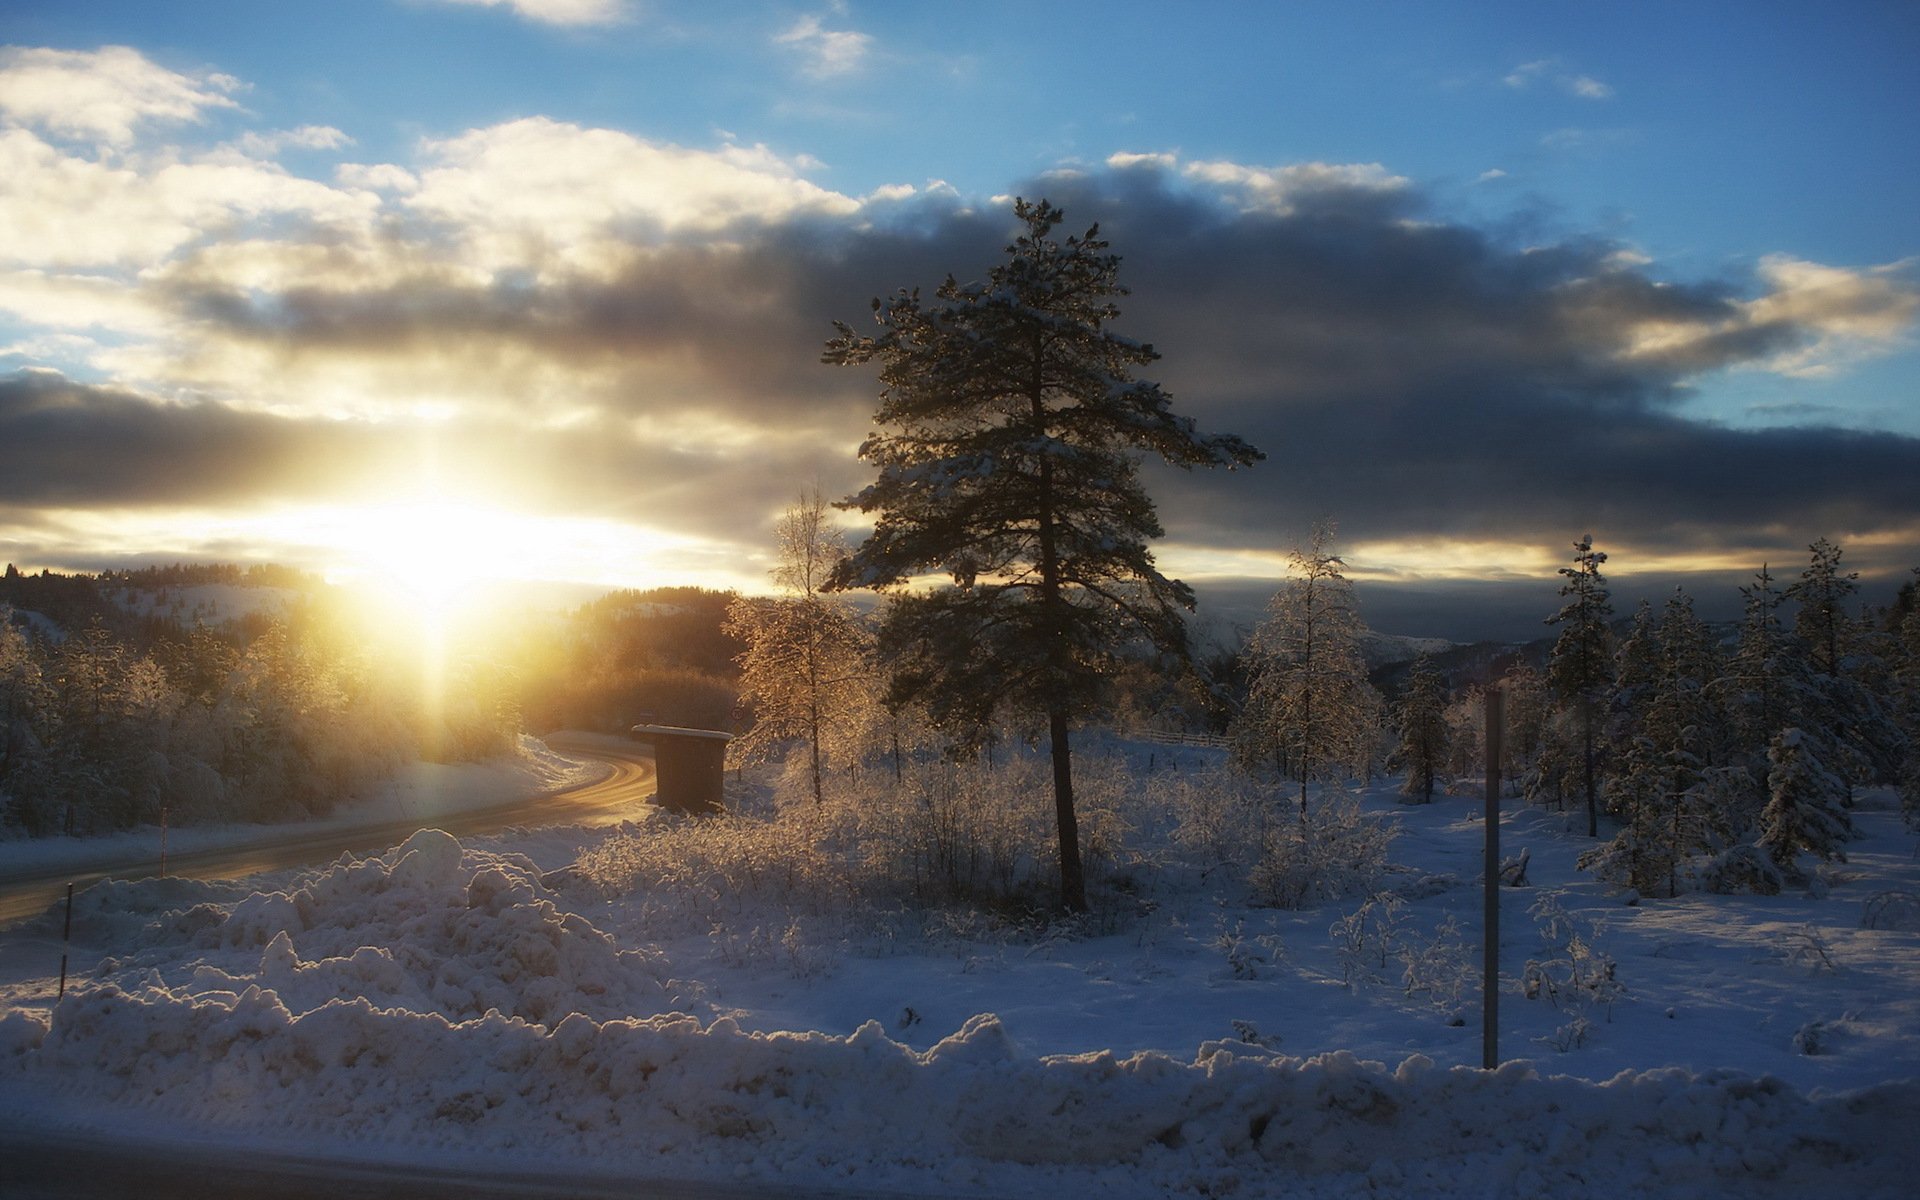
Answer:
(17, 162, 1920, 635)
(0, 370, 858, 552)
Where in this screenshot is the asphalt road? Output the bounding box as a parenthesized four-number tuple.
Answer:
(0, 1122, 939, 1200)
(0, 734, 657, 928)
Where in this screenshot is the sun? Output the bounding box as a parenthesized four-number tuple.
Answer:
(332, 499, 498, 623)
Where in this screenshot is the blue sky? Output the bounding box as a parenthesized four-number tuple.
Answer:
(1, 0, 1916, 638)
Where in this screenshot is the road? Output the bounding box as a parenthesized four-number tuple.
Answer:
(0, 734, 657, 928)
(0, 1121, 941, 1200)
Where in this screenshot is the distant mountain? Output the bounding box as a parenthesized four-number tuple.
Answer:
(1355, 629, 1457, 669)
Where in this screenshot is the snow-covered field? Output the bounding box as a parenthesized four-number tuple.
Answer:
(1, 742, 1915, 1198)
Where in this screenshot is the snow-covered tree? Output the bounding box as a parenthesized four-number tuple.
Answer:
(1782, 539, 1908, 798)
(1232, 522, 1383, 818)
(1392, 654, 1449, 803)
(726, 491, 876, 806)
(1584, 590, 1727, 896)
(1788, 537, 1858, 678)
(1758, 727, 1851, 877)
(824, 198, 1262, 912)
(1547, 536, 1614, 836)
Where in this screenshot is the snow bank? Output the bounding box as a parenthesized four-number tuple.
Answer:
(4, 993, 1909, 1197)
(6, 826, 1912, 1197)
(65, 830, 687, 1029)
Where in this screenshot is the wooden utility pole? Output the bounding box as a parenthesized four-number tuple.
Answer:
(1483, 687, 1504, 1070)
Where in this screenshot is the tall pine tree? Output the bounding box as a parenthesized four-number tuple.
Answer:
(1234, 521, 1383, 816)
(824, 198, 1262, 912)
(1547, 536, 1614, 836)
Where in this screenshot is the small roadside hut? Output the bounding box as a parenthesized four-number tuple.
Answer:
(629, 724, 732, 814)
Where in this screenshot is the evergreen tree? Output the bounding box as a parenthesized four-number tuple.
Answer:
(726, 491, 875, 806)
(1546, 536, 1614, 836)
(1232, 521, 1382, 817)
(1784, 539, 1908, 797)
(1787, 537, 1857, 677)
(1584, 589, 1725, 896)
(1392, 653, 1448, 803)
(1758, 727, 1851, 877)
(824, 198, 1262, 912)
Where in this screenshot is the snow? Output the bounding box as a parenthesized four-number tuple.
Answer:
(0, 749, 1914, 1197)
(106, 582, 300, 625)
(0, 734, 602, 881)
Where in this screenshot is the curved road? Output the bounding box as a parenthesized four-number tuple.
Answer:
(0, 734, 656, 928)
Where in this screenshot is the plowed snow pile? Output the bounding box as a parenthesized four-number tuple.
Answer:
(2, 828, 1913, 1198)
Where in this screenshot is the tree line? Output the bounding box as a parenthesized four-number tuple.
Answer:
(0, 588, 519, 836)
(724, 197, 1920, 914)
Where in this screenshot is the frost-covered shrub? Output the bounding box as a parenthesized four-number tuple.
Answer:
(1249, 788, 1395, 909)
(1164, 765, 1267, 878)
(1701, 842, 1784, 896)
(1522, 892, 1625, 1036)
(1862, 890, 1920, 931)
(1329, 894, 1405, 989)
(576, 812, 855, 938)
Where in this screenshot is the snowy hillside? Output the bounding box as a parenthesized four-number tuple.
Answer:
(1, 745, 1914, 1197)
(106, 582, 301, 626)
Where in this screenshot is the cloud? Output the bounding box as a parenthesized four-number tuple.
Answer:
(423, 0, 632, 27)
(400, 118, 860, 272)
(1503, 57, 1615, 101)
(776, 14, 874, 78)
(0, 45, 241, 147)
(233, 125, 353, 157)
(0, 127, 378, 271)
(2, 64, 1916, 632)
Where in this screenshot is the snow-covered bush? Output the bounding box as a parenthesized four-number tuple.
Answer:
(1522, 892, 1626, 1042)
(1861, 890, 1920, 931)
(575, 812, 855, 938)
(1249, 787, 1395, 909)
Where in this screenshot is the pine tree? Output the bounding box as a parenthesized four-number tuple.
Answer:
(1393, 653, 1449, 803)
(726, 491, 876, 806)
(1547, 536, 1614, 836)
(1787, 537, 1857, 678)
(1232, 521, 1382, 818)
(1784, 539, 1909, 797)
(1758, 727, 1851, 877)
(824, 198, 1262, 912)
(1584, 589, 1724, 896)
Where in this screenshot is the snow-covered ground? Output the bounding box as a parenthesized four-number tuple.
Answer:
(0, 744, 1914, 1198)
(0, 735, 601, 882)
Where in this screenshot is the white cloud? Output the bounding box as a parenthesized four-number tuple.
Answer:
(335, 162, 421, 193)
(1182, 158, 1409, 212)
(425, 0, 631, 27)
(0, 128, 378, 270)
(1475, 168, 1508, 183)
(1106, 151, 1178, 171)
(0, 45, 242, 147)
(776, 14, 874, 78)
(404, 118, 860, 272)
(234, 126, 354, 157)
(1743, 255, 1920, 376)
(1607, 255, 1919, 378)
(1503, 57, 1614, 101)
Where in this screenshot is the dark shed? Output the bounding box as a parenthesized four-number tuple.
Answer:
(629, 724, 732, 814)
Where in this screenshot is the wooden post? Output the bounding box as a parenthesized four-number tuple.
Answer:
(1483, 687, 1504, 1070)
(57, 882, 73, 1000)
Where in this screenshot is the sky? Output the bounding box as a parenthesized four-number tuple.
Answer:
(0, 0, 1917, 641)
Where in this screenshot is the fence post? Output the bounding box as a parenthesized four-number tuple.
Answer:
(1483, 687, 1504, 1070)
(57, 881, 73, 1000)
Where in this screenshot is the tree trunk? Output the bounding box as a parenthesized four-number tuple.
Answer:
(1049, 706, 1087, 913)
(1033, 384, 1086, 914)
(1582, 697, 1598, 837)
